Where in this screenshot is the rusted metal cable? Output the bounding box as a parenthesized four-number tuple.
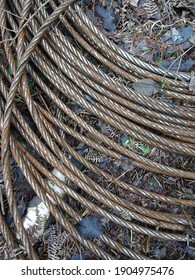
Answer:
(71, 3, 191, 82)
(1, 0, 195, 259)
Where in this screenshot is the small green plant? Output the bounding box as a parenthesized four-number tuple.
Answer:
(28, 79, 35, 91)
(139, 143, 151, 154)
(156, 224, 160, 231)
(122, 136, 151, 154)
(155, 57, 164, 66)
(186, 194, 195, 200)
(122, 136, 135, 149)
(14, 78, 35, 103)
(140, 47, 151, 54)
(7, 60, 18, 76)
(161, 81, 167, 89)
(66, 98, 71, 107)
(14, 94, 25, 103)
(19, 139, 27, 147)
(62, 115, 69, 123)
(129, 136, 135, 148)
(7, 66, 13, 76)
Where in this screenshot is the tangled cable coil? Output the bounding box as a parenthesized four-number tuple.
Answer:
(0, 0, 195, 259)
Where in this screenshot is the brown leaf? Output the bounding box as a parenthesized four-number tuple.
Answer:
(132, 78, 160, 96)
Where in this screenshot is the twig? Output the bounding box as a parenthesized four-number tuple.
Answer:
(107, 168, 132, 189)
(0, 25, 17, 33)
(0, 7, 28, 20)
(166, 45, 195, 74)
(182, 207, 195, 232)
(161, 0, 175, 47)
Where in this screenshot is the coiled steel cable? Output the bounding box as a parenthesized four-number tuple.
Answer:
(4, 6, 195, 175)
(1, 0, 195, 259)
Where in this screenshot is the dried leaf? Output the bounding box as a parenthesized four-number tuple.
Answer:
(18, 199, 26, 217)
(86, 9, 97, 24)
(43, 224, 75, 260)
(97, 120, 115, 136)
(120, 161, 135, 171)
(71, 253, 87, 260)
(189, 33, 195, 44)
(163, 27, 180, 44)
(14, 167, 25, 183)
(163, 27, 193, 45)
(129, 0, 139, 7)
(142, 0, 160, 19)
(185, 246, 195, 258)
(162, 60, 195, 72)
(71, 157, 84, 170)
(132, 78, 160, 96)
(76, 216, 104, 239)
(96, 5, 119, 32)
(176, 27, 193, 44)
(154, 246, 166, 260)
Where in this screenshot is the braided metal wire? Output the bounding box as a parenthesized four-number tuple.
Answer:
(0, 0, 195, 259)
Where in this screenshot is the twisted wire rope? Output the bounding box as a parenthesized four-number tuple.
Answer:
(0, 0, 195, 259)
